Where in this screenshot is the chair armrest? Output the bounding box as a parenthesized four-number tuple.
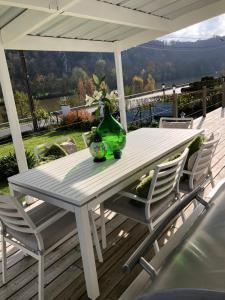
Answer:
(118, 191, 146, 203)
(35, 210, 68, 233)
(183, 170, 192, 175)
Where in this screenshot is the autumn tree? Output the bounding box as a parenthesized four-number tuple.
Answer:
(78, 79, 86, 102)
(85, 77, 95, 96)
(132, 75, 144, 93)
(144, 73, 156, 91)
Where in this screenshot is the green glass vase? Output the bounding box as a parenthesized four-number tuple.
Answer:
(96, 105, 126, 159)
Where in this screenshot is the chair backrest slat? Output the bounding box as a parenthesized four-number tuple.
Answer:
(150, 186, 175, 203)
(0, 195, 36, 234)
(0, 215, 27, 226)
(2, 222, 34, 233)
(0, 202, 15, 209)
(147, 148, 189, 205)
(153, 180, 177, 195)
(0, 208, 22, 218)
(192, 135, 220, 176)
(155, 173, 176, 187)
(159, 117, 193, 129)
(157, 165, 179, 178)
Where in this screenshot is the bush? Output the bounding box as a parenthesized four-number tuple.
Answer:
(44, 143, 67, 158)
(39, 155, 59, 165)
(61, 109, 92, 127)
(60, 109, 100, 131)
(0, 151, 36, 182)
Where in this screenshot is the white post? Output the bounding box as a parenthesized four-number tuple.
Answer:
(0, 35, 28, 173)
(114, 47, 127, 131)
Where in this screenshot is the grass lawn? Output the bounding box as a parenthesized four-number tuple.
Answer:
(0, 129, 85, 156)
(0, 129, 86, 194)
(0, 181, 10, 194)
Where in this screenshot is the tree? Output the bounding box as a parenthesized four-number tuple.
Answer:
(19, 50, 38, 131)
(14, 91, 30, 118)
(78, 79, 86, 101)
(71, 67, 88, 86)
(85, 77, 95, 96)
(94, 59, 106, 77)
(132, 75, 144, 93)
(144, 73, 156, 91)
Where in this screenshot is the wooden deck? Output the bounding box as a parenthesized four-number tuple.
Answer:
(1, 107, 225, 300)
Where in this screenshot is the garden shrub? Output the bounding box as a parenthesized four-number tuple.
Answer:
(0, 151, 36, 181)
(44, 143, 67, 158)
(61, 109, 92, 127)
(39, 155, 59, 165)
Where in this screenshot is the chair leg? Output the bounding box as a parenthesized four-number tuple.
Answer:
(189, 176, 198, 208)
(100, 203, 107, 249)
(38, 255, 44, 300)
(148, 223, 159, 254)
(209, 169, 215, 188)
(189, 175, 194, 190)
(1, 230, 7, 284)
(89, 211, 103, 263)
(177, 195, 186, 223)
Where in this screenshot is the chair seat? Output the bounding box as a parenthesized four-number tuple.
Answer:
(104, 192, 176, 224)
(6, 202, 76, 251)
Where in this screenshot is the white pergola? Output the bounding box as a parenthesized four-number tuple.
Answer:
(0, 0, 225, 174)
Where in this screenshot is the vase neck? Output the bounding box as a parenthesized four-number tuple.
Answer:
(103, 104, 111, 117)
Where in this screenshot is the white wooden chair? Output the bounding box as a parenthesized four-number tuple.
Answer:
(82, 127, 97, 148)
(0, 195, 103, 300)
(100, 148, 189, 253)
(183, 133, 220, 190)
(159, 117, 193, 129)
(82, 131, 91, 148)
(34, 136, 77, 160)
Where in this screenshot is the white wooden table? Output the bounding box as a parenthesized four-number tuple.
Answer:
(8, 128, 203, 299)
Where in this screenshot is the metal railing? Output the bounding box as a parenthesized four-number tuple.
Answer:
(126, 84, 225, 128)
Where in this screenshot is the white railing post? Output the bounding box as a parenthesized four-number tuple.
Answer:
(114, 46, 127, 132)
(0, 34, 28, 173)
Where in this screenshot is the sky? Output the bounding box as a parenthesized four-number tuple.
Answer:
(160, 13, 225, 41)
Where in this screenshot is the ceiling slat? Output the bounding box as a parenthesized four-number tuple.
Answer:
(0, 5, 24, 29)
(166, 0, 214, 19)
(137, 0, 177, 14)
(155, 0, 196, 16)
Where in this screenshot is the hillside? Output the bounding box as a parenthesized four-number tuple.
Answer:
(5, 36, 225, 97)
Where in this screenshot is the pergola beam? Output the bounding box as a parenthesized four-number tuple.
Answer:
(0, 0, 58, 11)
(4, 35, 114, 52)
(0, 0, 172, 32)
(119, 28, 170, 51)
(0, 0, 81, 44)
(114, 46, 127, 132)
(63, 0, 171, 32)
(1, 10, 54, 44)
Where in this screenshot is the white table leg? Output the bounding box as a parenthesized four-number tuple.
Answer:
(9, 183, 34, 205)
(75, 205, 100, 300)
